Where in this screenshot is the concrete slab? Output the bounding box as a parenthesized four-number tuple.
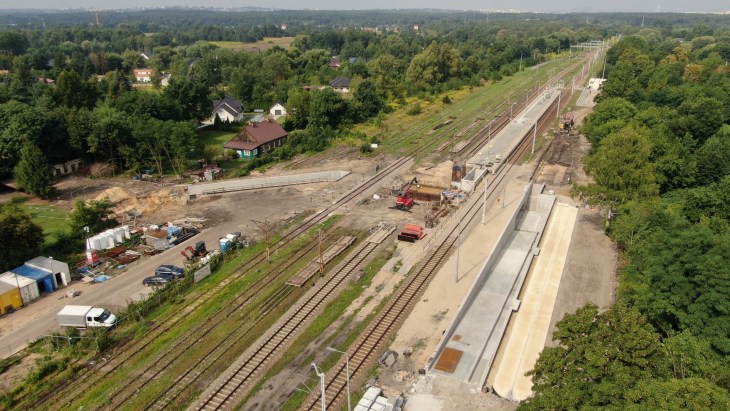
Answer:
(187, 170, 350, 197)
(429, 185, 555, 385)
(492, 202, 578, 400)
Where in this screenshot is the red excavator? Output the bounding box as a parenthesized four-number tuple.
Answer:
(396, 177, 418, 210)
(180, 241, 208, 262)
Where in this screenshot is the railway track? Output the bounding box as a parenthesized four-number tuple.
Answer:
(24, 54, 589, 411)
(193, 237, 386, 410)
(41, 228, 342, 411)
(91, 229, 349, 411)
(300, 58, 585, 411)
(30, 154, 411, 411)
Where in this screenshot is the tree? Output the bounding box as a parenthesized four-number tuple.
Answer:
(353, 79, 385, 120)
(695, 126, 730, 185)
(164, 76, 210, 121)
(624, 378, 730, 410)
(622, 224, 730, 354)
(0, 203, 43, 272)
(308, 88, 347, 129)
(406, 41, 461, 89)
(0, 31, 29, 56)
(14, 143, 55, 199)
(583, 125, 659, 205)
(581, 97, 637, 146)
(520, 304, 668, 410)
(69, 198, 118, 235)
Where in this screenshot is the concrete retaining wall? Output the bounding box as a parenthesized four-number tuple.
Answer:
(187, 170, 350, 198)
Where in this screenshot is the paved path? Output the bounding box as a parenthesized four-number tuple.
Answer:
(492, 202, 577, 400)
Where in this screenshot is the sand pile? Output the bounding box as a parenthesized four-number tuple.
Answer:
(94, 187, 186, 218)
(95, 187, 130, 203)
(414, 160, 454, 188)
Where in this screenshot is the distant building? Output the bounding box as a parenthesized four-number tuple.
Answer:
(133, 68, 157, 83)
(208, 96, 244, 124)
(53, 159, 84, 178)
(223, 119, 288, 159)
(269, 103, 287, 119)
(329, 77, 351, 93)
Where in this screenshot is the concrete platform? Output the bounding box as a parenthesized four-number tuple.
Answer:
(187, 170, 350, 197)
(429, 184, 555, 385)
(492, 202, 578, 400)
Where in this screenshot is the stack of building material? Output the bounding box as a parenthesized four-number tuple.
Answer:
(397, 224, 424, 243)
(355, 387, 403, 411)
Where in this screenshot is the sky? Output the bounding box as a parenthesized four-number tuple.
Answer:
(0, 0, 727, 13)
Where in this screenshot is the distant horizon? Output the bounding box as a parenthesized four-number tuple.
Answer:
(0, 1, 727, 14)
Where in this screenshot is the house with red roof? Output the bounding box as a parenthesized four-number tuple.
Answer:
(223, 120, 288, 159)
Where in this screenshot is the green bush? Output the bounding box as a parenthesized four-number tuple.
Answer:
(407, 102, 422, 116)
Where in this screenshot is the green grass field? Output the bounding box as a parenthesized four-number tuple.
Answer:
(198, 129, 239, 154)
(11, 197, 70, 246)
(209, 37, 294, 52)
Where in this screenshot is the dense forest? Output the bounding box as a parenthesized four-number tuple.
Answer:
(0, 9, 618, 186)
(521, 29, 730, 409)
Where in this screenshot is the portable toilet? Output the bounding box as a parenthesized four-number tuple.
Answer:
(219, 238, 231, 253)
(114, 227, 125, 243)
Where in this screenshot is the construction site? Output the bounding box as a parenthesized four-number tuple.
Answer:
(0, 50, 617, 411)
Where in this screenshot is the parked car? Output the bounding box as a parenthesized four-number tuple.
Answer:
(155, 264, 185, 279)
(143, 276, 171, 286)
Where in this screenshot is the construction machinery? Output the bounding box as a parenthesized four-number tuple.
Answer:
(181, 241, 208, 262)
(395, 177, 419, 210)
(559, 113, 574, 133)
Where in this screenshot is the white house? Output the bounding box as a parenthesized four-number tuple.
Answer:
(133, 68, 157, 83)
(207, 96, 244, 124)
(269, 103, 287, 119)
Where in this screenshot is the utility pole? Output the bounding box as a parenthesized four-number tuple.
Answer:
(251, 219, 271, 263)
(456, 219, 461, 283)
(327, 347, 351, 411)
(318, 230, 324, 276)
(312, 363, 326, 411)
(481, 174, 488, 225)
(532, 123, 537, 154)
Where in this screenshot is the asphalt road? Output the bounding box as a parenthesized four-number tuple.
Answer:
(0, 228, 222, 359)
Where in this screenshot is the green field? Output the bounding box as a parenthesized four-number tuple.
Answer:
(209, 37, 294, 52)
(198, 129, 239, 154)
(12, 197, 70, 246)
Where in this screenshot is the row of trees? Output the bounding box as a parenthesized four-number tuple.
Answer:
(523, 29, 730, 409)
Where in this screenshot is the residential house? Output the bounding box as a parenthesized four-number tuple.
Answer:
(328, 56, 341, 68)
(269, 103, 287, 119)
(223, 120, 288, 159)
(208, 96, 244, 124)
(133, 68, 157, 83)
(329, 77, 351, 93)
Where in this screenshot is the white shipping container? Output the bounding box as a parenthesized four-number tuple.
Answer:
(0, 272, 40, 304)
